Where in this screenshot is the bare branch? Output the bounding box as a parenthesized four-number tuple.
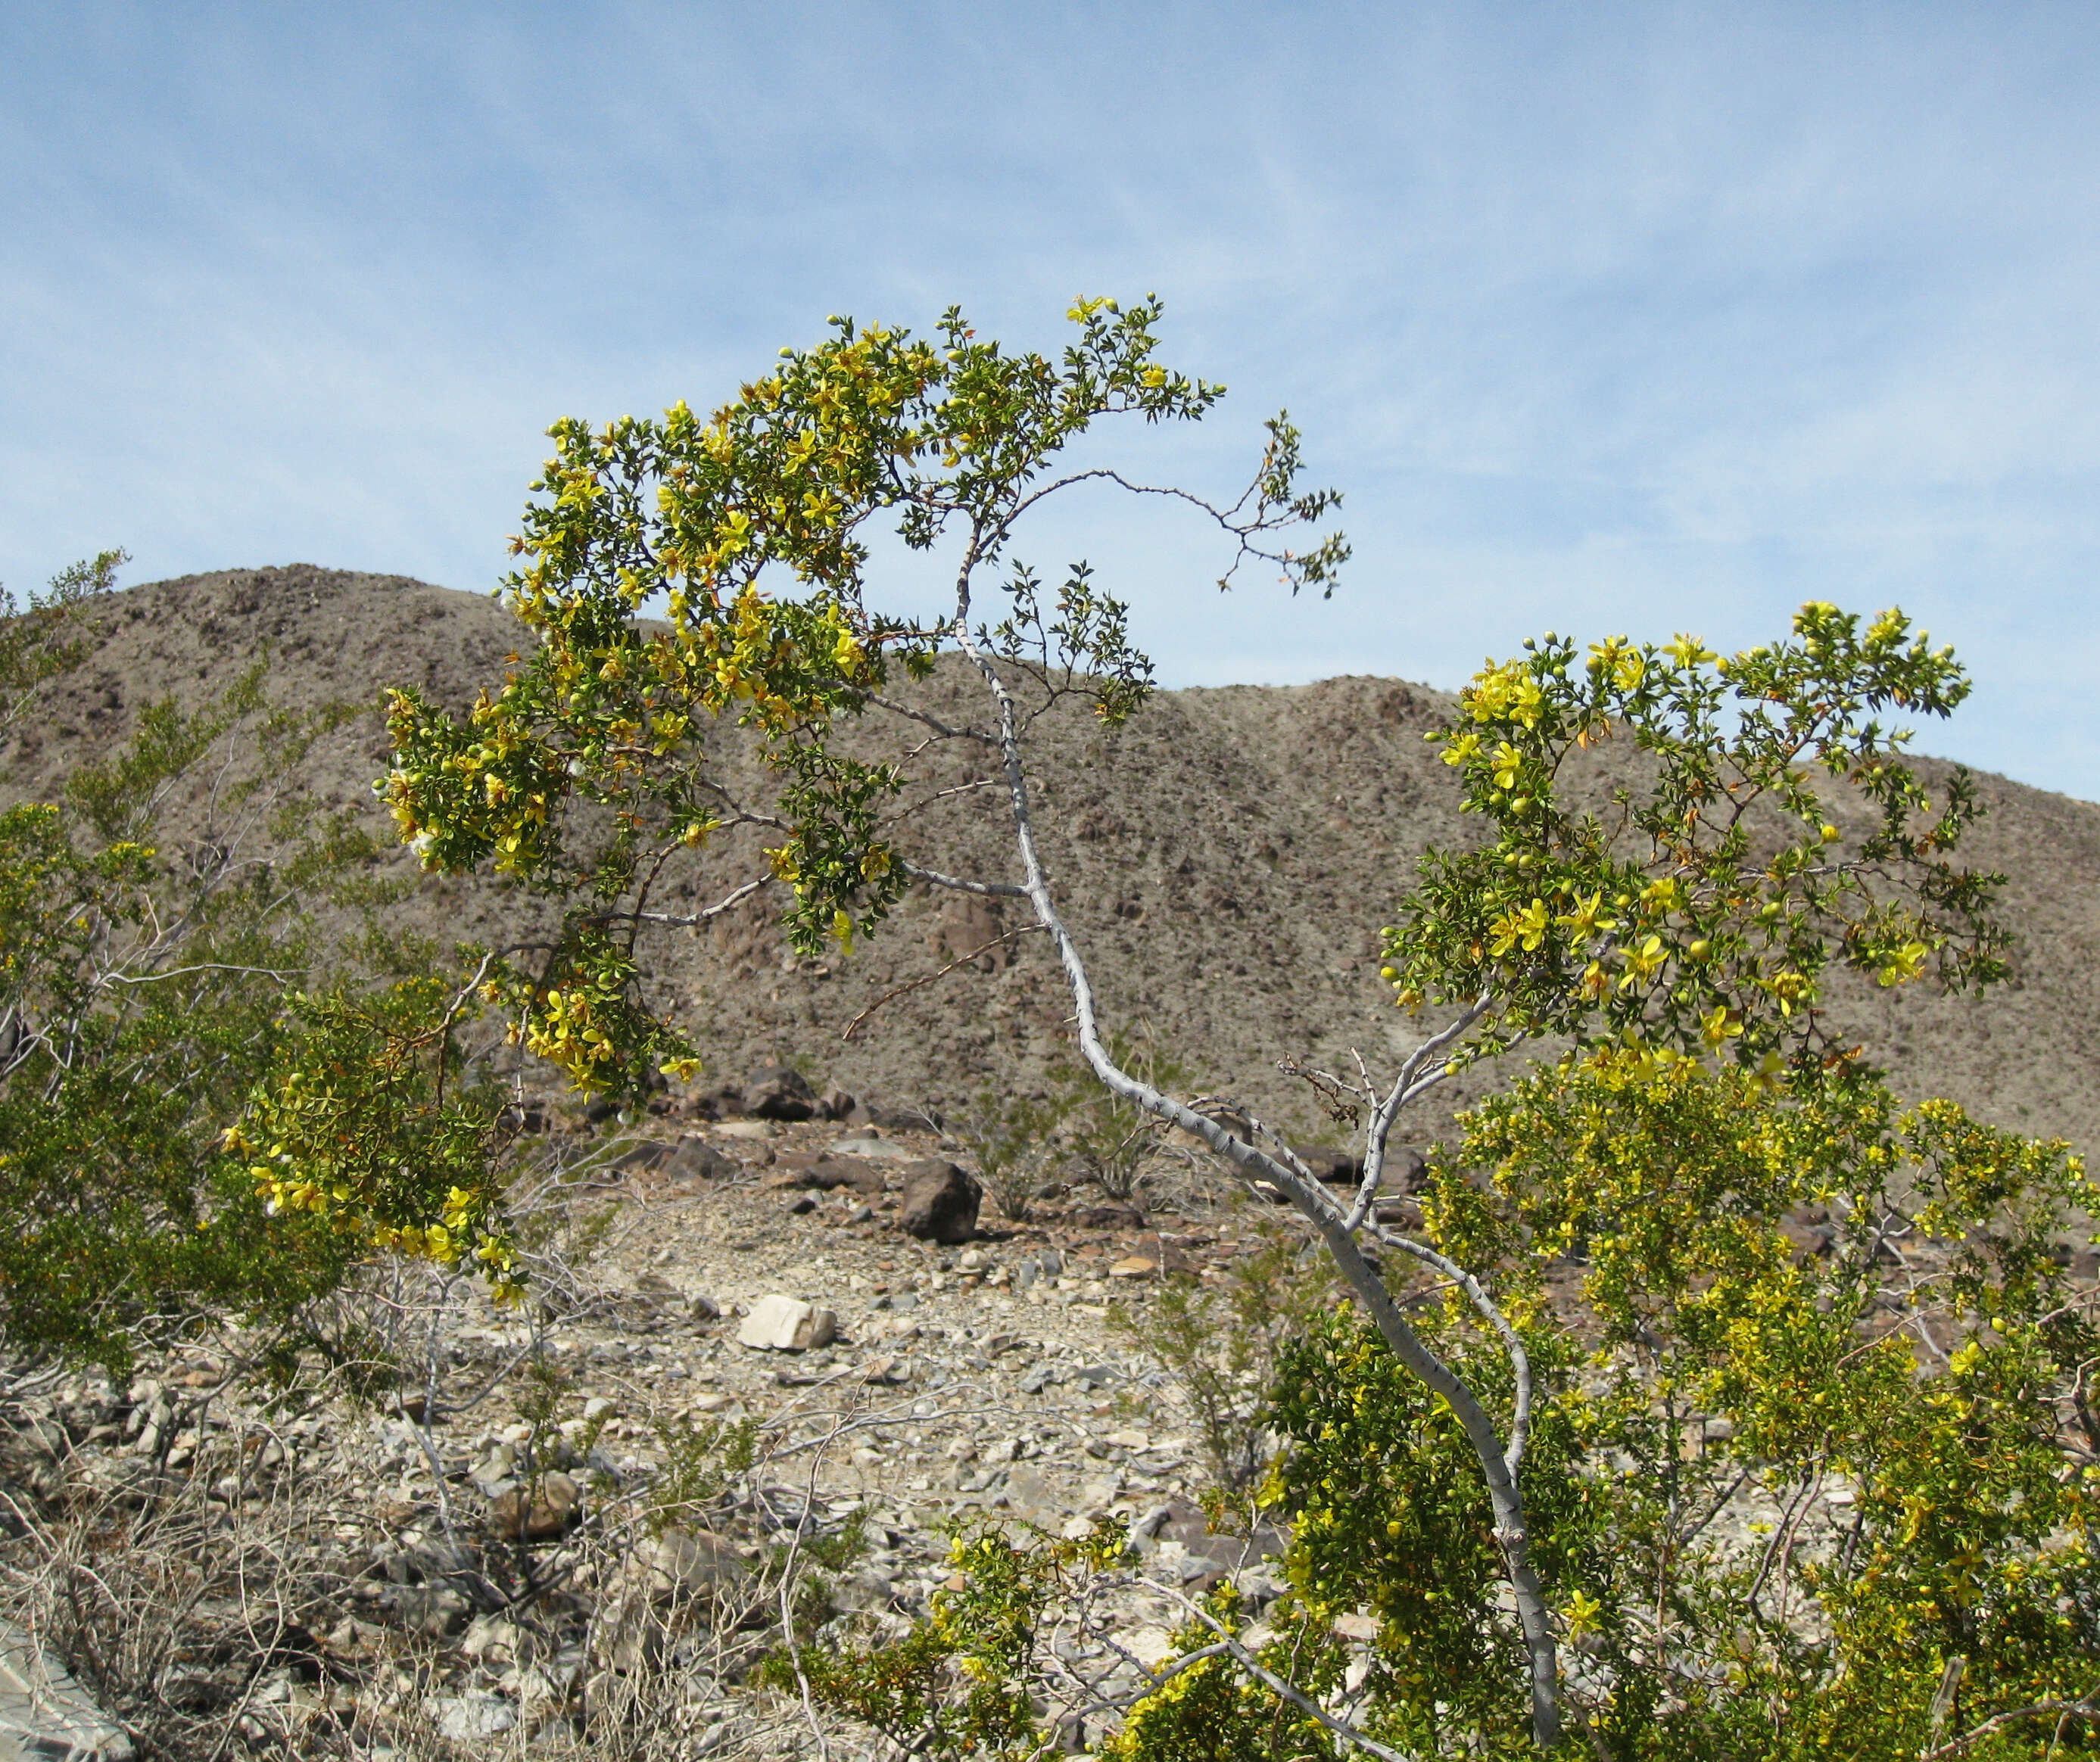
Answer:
(897, 860, 1028, 898)
(950, 611, 1563, 1749)
(616, 875, 771, 929)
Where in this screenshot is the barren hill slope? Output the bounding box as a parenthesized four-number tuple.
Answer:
(11, 563, 2098, 1157)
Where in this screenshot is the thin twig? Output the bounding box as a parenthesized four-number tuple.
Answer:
(841, 924, 1046, 1041)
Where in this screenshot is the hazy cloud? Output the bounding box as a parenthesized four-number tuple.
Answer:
(4, 2, 2095, 792)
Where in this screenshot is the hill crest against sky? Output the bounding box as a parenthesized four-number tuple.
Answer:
(10, 562, 2098, 1158)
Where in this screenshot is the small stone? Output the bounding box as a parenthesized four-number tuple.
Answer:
(609, 1138, 681, 1175)
(773, 1152, 884, 1194)
(435, 1693, 518, 1741)
(737, 1294, 837, 1352)
(831, 1567, 896, 1612)
(651, 1528, 751, 1597)
(1334, 1611, 1381, 1642)
(460, 1614, 522, 1664)
(488, 1470, 582, 1540)
(829, 1134, 916, 1161)
(1104, 1428, 1150, 1451)
(1126, 1626, 1177, 1668)
(1108, 1255, 1157, 1278)
(665, 1136, 738, 1181)
(395, 1583, 471, 1636)
(583, 1396, 616, 1421)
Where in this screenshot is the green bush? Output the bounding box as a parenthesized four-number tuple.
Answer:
(0, 571, 521, 1370)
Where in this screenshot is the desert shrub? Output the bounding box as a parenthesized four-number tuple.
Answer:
(0, 570, 530, 1371)
(1114, 1213, 1337, 1499)
(1055, 1029, 1188, 1204)
(388, 297, 2084, 1752)
(942, 1085, 1064, 1221)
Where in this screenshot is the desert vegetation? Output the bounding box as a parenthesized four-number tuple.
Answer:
(2, 300, 2096, 1760)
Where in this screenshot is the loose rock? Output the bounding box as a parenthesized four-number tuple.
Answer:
(770, 1151, 884, 1194)
(488, 1470, 583, 1541)
(743, 1065, 818, 1122)
(0, 1618, 134, 1761)
(650, 1527, 751, 1597)
(737, 1295, 838, 1352)
(899, 1160, 980, 1244)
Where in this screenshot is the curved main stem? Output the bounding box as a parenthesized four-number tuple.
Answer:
(952, 623, 1562, 1750)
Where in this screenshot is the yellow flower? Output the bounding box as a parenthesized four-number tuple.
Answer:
(1700, 1005, 1743, 1048)
(1618, 934, 1667, 991)
(1556, 891, 1616, 938)
(1439, 730, 1482, 767)
(1587, 638, 1646, 693)
(1491, 742, 1524, 789)
(1562, 1589, 1604, 1642)
(1876, 940, 1930, 987)
(1763, 969, 1811, 1015)
(1664, 634, 1716, 668)
(1488, 898, 1552, 958)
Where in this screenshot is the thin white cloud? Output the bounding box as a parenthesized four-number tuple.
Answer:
(2, 1, 2095, 795)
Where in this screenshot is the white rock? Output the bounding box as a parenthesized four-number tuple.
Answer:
(1126, 1625, 1179, 1668)
(583, 1396, 617, 1422)
(0, 1618, 135, 1760)
(737, 1294, 837, 1352)
(435, 1692, 518, 1740)
(829, 1135, 916, 1160)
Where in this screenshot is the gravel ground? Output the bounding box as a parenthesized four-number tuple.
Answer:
(0, 1114, 1305, 1760)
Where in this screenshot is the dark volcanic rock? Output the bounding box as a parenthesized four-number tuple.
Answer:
(899, 1159, 981, 1243)
(743, 1065, 818, 1121)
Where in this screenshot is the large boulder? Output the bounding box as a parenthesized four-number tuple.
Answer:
(899, 1159, 981, 1244)
(742, 1065, 818, 1121)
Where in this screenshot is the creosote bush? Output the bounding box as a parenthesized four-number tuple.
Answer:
(14, 298, 2090, 1758)
(382, 296, 2099, 1754)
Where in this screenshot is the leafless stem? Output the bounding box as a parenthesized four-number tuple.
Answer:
(951, 595, 1562, 1749)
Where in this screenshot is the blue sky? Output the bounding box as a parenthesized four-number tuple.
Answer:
(5, 4, 2097, 796)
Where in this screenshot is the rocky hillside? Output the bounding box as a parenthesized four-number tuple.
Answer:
(8, 562, 2098, 1157)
